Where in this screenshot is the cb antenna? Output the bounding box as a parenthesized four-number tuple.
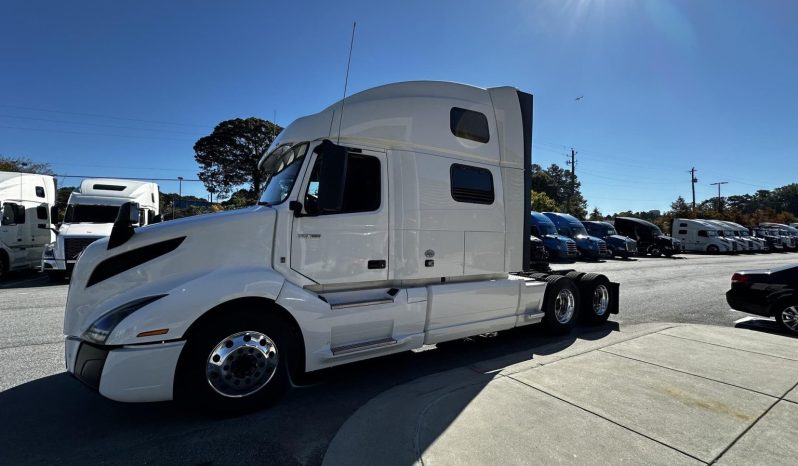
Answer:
(337, 21, 356, 144)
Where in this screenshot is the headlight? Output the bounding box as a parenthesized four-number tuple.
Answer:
(82, 295, 167, 345)
(43, 243, 55, 259)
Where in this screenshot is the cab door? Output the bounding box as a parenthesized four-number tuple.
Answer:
(291, 144, 389, 285)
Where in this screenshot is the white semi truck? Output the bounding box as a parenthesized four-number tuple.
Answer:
(42, 178, 159, 280)
(62, 82, 619, 413)
(0, 171, 57, 279)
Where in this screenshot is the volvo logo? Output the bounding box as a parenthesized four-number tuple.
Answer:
(424, 249, 435, 258)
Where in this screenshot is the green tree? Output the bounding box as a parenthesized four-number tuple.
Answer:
(588, 207, 603, 220)
(0, 156, 54, 175)
(531, 191, 558, 212)
(194, 118, 282, 198)
(670, 196, 690, 217)
(530, 163, 587, 217)
(221, 188, 258, 210)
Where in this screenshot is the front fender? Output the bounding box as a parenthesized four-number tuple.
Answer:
(106, 267, 286, 345)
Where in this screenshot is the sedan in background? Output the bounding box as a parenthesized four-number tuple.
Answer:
(726, 264, 798, 335)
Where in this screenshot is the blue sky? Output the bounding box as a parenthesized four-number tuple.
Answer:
(1, 0, 796, 214)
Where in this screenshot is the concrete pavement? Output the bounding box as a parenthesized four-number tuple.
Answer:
(323, 324, 798, 466)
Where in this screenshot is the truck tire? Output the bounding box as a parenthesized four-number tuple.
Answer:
(565, 271, 584, 282)
(707, 245, 719, 254)
(774, 301, 798, 335)
(541, 276, 579, 335)
(175, 310, 291, 414)
(648, 246, 662, 258)
(579, 273, 612, 325)
(0, 253, 8, 281)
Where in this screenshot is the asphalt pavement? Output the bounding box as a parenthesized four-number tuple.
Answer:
(1, 253, 797, 465)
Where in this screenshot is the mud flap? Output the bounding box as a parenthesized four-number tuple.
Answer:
(609, 281, 621, 314)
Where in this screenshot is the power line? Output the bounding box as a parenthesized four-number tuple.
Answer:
(0, 114, 201, 135)
(0, 104, 208, 128)
(0, 124, 194, 142)
(54, 174, 202, 182)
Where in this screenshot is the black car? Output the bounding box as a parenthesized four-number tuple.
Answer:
(582, 221, 638, 259)
(613, 217, 681, 257)
(726, 264, 798, 335)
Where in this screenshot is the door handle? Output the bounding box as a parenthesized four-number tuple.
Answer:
(367, 260, 386, 269)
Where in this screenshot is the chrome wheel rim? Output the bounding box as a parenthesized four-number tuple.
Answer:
(592, 284, 610, 316)
(206, 331, 278, 398)
(781, 306, 798, 332)
(554, 289, 576, 324)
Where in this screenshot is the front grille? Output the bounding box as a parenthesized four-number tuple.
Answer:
(598, 242, 608, 255)
(64, 237, 101, 260)
(627, 241, 638, 253)
(732, 242, 738, 251)
(566, 242, 578, 256)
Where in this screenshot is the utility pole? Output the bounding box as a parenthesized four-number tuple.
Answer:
(710, 181, 728, 213)
(689, 167, 697, 211)
(566, 148, 577, 208)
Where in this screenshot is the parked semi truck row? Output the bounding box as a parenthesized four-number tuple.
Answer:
(582, 221, 638, 259)
(62, 81, 620, 413)
(672, 218, 798, 254)
(42, 178, 160, 281)
(0, 171, 57, 279)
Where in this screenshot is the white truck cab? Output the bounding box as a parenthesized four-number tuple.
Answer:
(671, 218, 734, 253)
(43, 178, 159, 280)
(704, 220, 750, 252)
(717, 220, 764, 252)
(0, 171, 56, 279)
(62, 82, 619, 413)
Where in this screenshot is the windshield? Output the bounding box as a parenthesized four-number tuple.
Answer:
(739, 231, 750, 237)
(607, 228, 618, 235)
(64, 204, 120, 223)
(537, 223, 558, 236)
(706, 230, 718, 237)
(571, 226, 589, 238)
(258, 143, 309, 205)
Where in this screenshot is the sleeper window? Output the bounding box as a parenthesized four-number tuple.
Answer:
(450, 164, 494, 204)
(450, 107, 490, 143)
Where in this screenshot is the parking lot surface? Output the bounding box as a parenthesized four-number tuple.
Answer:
(1, 253, 796, 465)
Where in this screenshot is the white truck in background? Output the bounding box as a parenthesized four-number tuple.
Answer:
(42, 178, 159, 281)
(671, 218, 734, 254)
(61, 81, 619, 413)
(0, 171, 56, 279)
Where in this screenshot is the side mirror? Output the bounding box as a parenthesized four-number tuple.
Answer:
(108, 202, 140, 249)
(315, 139, 348, 213)
(289, 201, 304, 216)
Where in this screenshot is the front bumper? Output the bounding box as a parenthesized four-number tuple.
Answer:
(42, 258, 74, 274)
(66, 337, 185, 402)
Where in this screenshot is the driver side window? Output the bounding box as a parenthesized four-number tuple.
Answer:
(304, 151, 381, 216)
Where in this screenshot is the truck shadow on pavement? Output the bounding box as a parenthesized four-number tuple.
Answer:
(0, 271, 65, 289)
(0, 323, 618, 466)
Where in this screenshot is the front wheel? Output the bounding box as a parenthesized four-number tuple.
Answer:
(775, 302, 798, 335)
(707, 245, 720, 254)
(175, 310, 291, 414)
(649, 247, 662, 258)
(542, 276, 580, 335)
